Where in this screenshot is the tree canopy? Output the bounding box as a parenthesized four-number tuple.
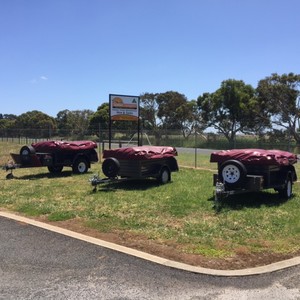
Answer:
(140, 93, 160, 130)
(156, 91, 190, 130)
(197, 79, 259, 146)
(1, 72, 300, 145)
(257, 72, 300, 143)
(15, 110, 56, 138)
(56, 109, 94, 138)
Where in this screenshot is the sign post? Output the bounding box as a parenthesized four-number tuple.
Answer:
(109, 94, 140, 149)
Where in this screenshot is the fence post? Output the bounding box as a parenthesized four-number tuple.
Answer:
(98, 123, 102, 163)
(194, 130, 197, 168)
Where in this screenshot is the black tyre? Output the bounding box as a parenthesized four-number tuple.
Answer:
(20, 145, 36, 156)
(72, 157, 88, 174)
(219, 160, 247, 188)
(102, 157, 120, 178)
(278, 177, 293, 199)
(48, 166, 63, 174)
(157, 166, 171, 184)
(167, 157, 179, 172)
(6, 173, 14, 180)
(20, 145, 36, 164)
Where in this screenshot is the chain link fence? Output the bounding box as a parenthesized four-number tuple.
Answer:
(0, 127, 297, 169)
(0, 127, 296, 150)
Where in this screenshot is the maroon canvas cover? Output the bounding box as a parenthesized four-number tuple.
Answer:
(210, 149, 297, 166)
(32, 140, 97, 152)
(103, 146, 177, 160)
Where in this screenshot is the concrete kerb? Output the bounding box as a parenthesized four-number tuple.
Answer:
(1, 210, 300, 277)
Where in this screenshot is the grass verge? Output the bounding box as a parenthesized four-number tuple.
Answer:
(1, 141, 300, 266)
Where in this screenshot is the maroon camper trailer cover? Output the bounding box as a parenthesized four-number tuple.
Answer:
(103, 146, 177, 160)
(210, 149, 297, 166)
(31, 140, 97, 152)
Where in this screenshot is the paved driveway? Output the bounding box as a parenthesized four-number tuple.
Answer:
(1, 215, 300, 300)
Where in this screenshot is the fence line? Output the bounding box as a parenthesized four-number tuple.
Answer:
(0, 128, 297, 153)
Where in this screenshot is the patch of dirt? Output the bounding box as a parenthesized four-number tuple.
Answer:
(38, 217, 299, 270)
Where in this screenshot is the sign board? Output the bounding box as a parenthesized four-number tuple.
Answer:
(109, 94, 139, 121)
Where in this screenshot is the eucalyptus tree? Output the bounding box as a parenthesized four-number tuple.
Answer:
(88, 103, 110, 136)
(0, 114, 18, 137)
(256, 72, 300, 145)
(197, 79, 261, 147)
(15, 110, 56, 138)
(140, 92, 160, 130)
(56, 109, 94, 138)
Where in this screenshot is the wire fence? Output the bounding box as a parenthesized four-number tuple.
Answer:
(0, 127, 296, 150)
(1, 128, 298, 170)
(2, 126, 299, 148)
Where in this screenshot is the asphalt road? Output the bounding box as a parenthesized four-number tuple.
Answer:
(1, 216, 300, 300)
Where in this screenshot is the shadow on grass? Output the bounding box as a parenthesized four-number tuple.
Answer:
(7, 170, 75, 180)
(92, 178, 164, 192)
(210, 191, 292, 212)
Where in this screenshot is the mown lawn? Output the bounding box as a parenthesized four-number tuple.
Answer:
(0, 141, 300, 264)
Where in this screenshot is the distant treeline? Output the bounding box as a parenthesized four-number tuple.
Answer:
(1, 73, 300, 148)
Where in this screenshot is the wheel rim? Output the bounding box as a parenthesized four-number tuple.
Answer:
(287, 180, 292, 197)
(78, 162, 87, 173)
(222, 164, 241, 183)
(161, 169, 169, 183)
(21, 150, 29, 155)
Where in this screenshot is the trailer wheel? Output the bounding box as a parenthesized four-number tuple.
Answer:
(73, 157, 88, 174)
(20, 145, 35, 164)
(6, 173, 14, 180)
(278, 177, 293, 199)
(102, 157, 120, 178)
(48, 166, 63, 174)
(158, 166, 171, 184)
(220, 160, 246, 188)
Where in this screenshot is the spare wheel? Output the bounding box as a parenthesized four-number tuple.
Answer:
(219, 159, 247, 188)
(102, 157, 120, 178)
(20, 145, 36, 164)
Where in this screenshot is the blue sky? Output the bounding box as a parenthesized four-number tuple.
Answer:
(1, 0, 299, 117)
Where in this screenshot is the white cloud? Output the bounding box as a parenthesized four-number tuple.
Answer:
(29, 76, 48, 84)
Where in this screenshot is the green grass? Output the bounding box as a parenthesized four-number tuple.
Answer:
(1, 141, 300, 260)
(176, 152, 216, 169)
